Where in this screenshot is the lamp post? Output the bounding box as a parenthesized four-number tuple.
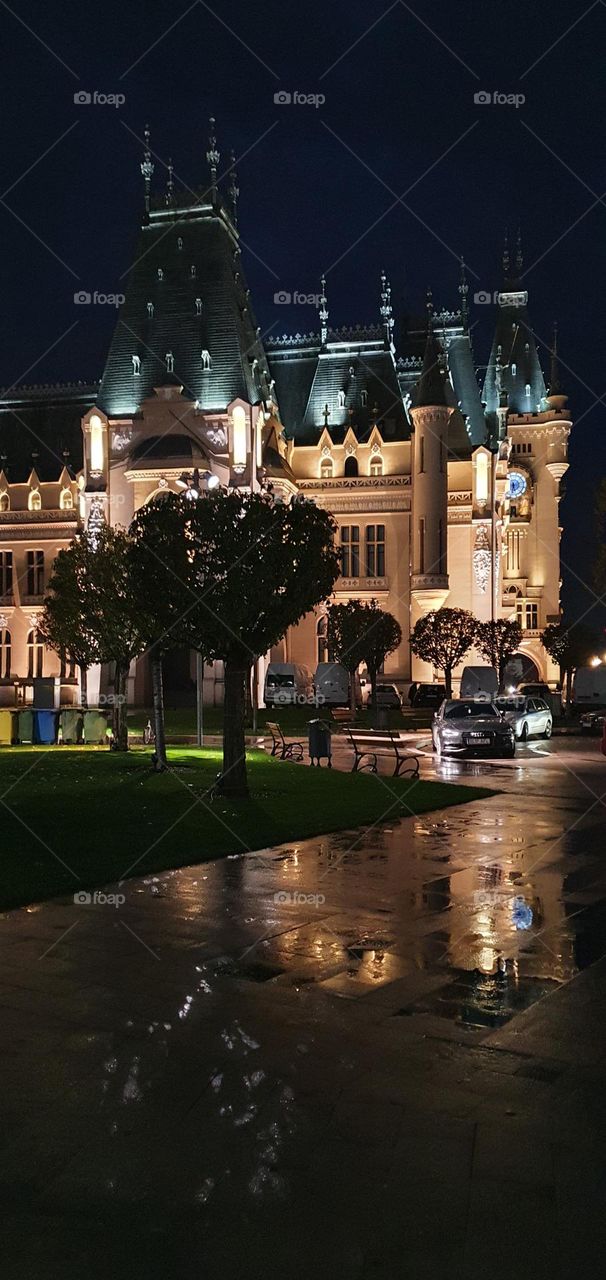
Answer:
(175, 468, 220, 747)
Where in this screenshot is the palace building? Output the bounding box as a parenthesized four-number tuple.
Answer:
(0, 123, 571, 707)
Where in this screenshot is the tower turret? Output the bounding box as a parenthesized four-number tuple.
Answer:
(409, 297, 453, 618)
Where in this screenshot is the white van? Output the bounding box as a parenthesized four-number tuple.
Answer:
(572, 666, 606, 706)
(459, 665, 499, 700)
(313, 663, 350, 706)
(264, 663, 314, 707)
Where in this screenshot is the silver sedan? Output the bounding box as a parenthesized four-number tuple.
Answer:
(495, 695, 553, 741)
(432, 700, 516, 757)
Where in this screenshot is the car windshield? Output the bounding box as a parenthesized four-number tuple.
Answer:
(444, 701, 498, 719)
(496, 697, 526, 711)
(267, 674, 295, 687)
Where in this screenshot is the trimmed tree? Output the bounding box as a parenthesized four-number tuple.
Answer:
(541, 621, 598, 706)
(410, 607, 477, 698)
(475, 618, 523, 690)
(129, 489, 340, 797)
(328, 599, 402, 718)
(40, 526, 146, 750)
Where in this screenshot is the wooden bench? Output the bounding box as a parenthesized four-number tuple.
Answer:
(266, 721, 304, 762)
(331, 707, 355, 726)
(343, 726, 420, 778)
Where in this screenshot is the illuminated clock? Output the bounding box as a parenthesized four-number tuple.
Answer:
(507, 471, 527, 499)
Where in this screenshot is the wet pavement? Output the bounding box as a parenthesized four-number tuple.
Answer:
(3, 741, 606, 1277)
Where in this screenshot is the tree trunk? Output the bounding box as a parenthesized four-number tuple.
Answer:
(349, 668, 357, 716)
(444, 666, 453, 699)
(79, 663, 88, 710)
(221, 658, 249, 797)
(369, 669, 378, 727)
(150, 652, 167, 770)
(112, 663, 128, 751)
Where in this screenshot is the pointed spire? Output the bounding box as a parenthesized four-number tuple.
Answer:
(140, 124, 154, 217)
(414, 293, 448, 408)
(228, 150, 239, 227)
(165, 157, 174, 207)
(379, 269, 395, 351)
(502, 228, 510, 278)
(319, 274, 329, 346)
(549, 321, 561, 395)
(458, 256, 469, 328)
(206, 116, 220, 200)
(515, 225, 523, 273)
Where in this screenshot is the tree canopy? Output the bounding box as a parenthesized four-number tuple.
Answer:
(475, 618, 523, 688)
(410, 607, 477, 697)
(328, 598, 401, 713)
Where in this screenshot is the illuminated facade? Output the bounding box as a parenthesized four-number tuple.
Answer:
(0, 130, 570, 705)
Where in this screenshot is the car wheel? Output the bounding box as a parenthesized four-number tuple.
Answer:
(520, 722, 529, 742)
(543, 722, 552, 740)
(503, 745, 516, 758)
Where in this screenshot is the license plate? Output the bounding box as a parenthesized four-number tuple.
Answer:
(469, 735, 490, 745)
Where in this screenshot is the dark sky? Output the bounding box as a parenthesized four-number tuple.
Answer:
(1, 0, 604, 625)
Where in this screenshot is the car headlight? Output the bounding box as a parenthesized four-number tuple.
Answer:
(442, 728, 460, 740)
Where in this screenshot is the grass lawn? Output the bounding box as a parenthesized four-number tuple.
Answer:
(0, 747, 493, 911)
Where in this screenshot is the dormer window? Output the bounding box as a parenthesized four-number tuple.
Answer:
(0, 492, 9, 512)
(370, 456, 383, 477)
(177, 237, 183, 250)
(132, 355, 141, 375)
(338, 390, 346, 408)
(147, 301, 154, 317)
(195, 297, 202, 316)
(201, 349, 211, 371)
(165, 351, 174, 373)
(60, 488, 73, 510)
(525, 383, 531, 399)
(511, 363, 517, 377)
(320, 456, 333, 479)
(361, 390, 368, 407)
(191, 265, 196, 278)
(28, 489, 41, 512)
(157, 268, 163, 281)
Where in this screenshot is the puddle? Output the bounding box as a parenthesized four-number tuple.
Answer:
(395, 967, 561, 1029)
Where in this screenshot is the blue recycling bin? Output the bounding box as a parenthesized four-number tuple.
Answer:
(34, 710, 57, 745)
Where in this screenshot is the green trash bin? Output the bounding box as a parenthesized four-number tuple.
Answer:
(60, 709, 84, 744)
(83, 710, 108, 744)
(18, 709, 34, 744)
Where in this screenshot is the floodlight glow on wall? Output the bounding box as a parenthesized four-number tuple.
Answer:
(90, 415, 104, 473)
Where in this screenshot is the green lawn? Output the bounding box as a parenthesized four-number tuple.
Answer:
(0, 747, 492, 911)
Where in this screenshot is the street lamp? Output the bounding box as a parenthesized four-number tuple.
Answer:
(176, 468, 220, 746)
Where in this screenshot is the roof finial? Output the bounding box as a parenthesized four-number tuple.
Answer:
(426, 286, 434, 326)
(515, 224, 523, 273)
(380, 269, 395, 351)
(206, 116, 220, 200)
(458, 256, 469, 328)
(502, 228, 510, 277)
(140, 124, 154, 217)
(165, 157, 174, 207)
(549, 320, 561, 395)
(319, 274, 329, 346)
(228, 150, 239, 228)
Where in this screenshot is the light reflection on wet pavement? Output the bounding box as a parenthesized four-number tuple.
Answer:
(2, 746, 606, 1277)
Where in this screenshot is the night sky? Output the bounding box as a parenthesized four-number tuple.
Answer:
(1, 0, 604, 624)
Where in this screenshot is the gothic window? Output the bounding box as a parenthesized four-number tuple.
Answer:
(0, 628, 10, 678)
(0, 491, 8, 511)
(338, 390, 346, 408)
(157, 268, 163, 281)
(165, 351, 174, 373)
(195, 297, 202, 315)
(369, 455, 383, 477)
(191, 265, 196, 278)
(177, 237, 183, 250)
(28, 489, 41, 512)
(316, 615, 329, 663)
(506, 529, 521, 574)
(90, 414, 104, 472)
(511, 363, 517, 377)
(132, 355, 141, 375)
(147, 301, 154, 317)
(365, 525, 385, 577)
(201, 349, 211, 370)
(0, 551, 13, 596)
(525, 384, 531, 399)
(60, 488, 73, 510)
(26, 550, 44, 596)
(27, 629, 43, 678)
(320, 456, 333, 479)
(361, 390, 368, 407)
(340, 526, 360, 577)
(344, 455, 358, 478)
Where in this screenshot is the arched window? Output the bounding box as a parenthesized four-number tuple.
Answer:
(338, 390, 346, 408)
(231, 405, 247, 467)
(344, 455, 358, 478)
(316, 615, 329, 663)
(0, 491, 9, 512)
(60, 488, 73, 510)
(475, 452, 488, 504)
(90, 414, 104, 471)
(369, 456, 383, 477)
(28, 489, 41, 511)
(0, 628, 11, 678)
(27, 629, 43, 678)
(60, 651, 76, 679)
(320, 456, 333, 479)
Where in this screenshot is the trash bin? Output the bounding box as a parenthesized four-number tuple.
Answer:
(18, 709, 34, 744)
(83, 710, 108, 744)
(308, 719, 332, 767)
(59, 708, 84, 744)
(34, 710, 57, 745)
(0, 710, 14, 745)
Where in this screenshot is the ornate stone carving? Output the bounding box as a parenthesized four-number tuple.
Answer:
(206, 425, 228, 449)
(112, 427, 132, 453)
(473, 523, 492, 593)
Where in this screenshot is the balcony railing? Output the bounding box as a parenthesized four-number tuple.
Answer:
(339, 576, 389, 591)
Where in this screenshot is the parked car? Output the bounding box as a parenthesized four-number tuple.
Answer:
(518, 683, 562, 717)
(580, 710, 606, 735)
(410, 682, 446, 708)
(495, 694, 553, 741)
(313, 662, 350, 706)
(432, 699, 515, 757)
(572, 666, 606, 707)
(459, 665, 498, 700)
(372, 683, 402, 709)
(264, 663, 314, 707)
